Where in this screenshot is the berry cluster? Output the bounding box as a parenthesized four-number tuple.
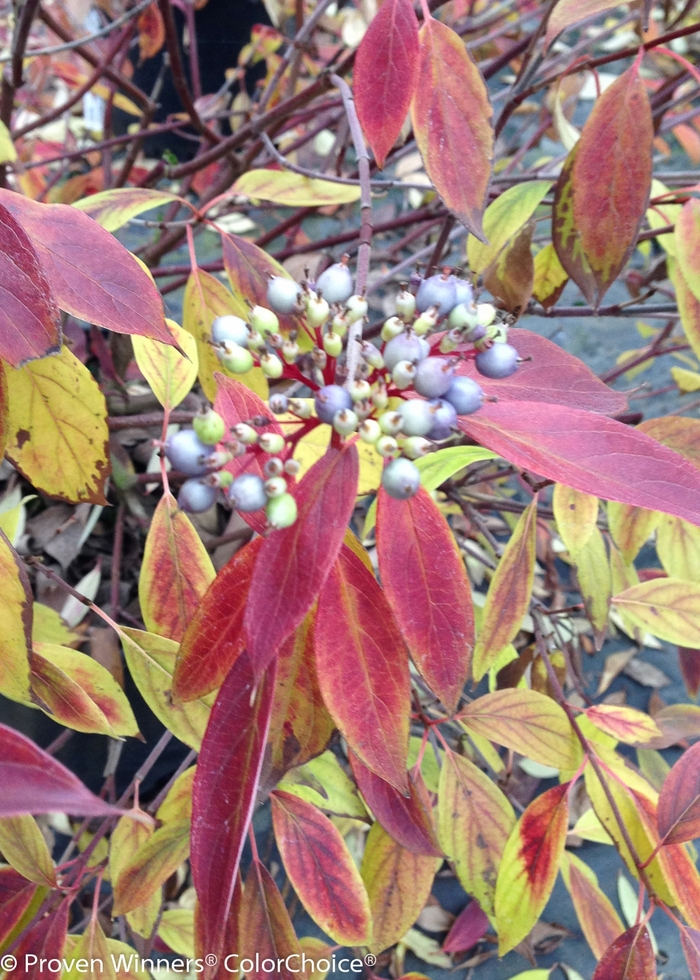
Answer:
(167, 260, 521, 525)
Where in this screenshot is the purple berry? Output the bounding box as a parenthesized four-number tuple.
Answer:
(475, 343, 520, 379)
(316, 262, 354, 305)
(444, 376, 484, 416)
(383, 333, 430, 372)
(267, 276, 303, 315)
(428, 399, 458, 440)
(416, 274, 457, 317)
(164, 429, 210, 476)
(315, 384, 352, 424)
(382, 458, 421, 499)
(228, 473, 267, 512)
(178, 478, 218, 513)
(211, 315, 249, 348)
(413, 357, 455, 398)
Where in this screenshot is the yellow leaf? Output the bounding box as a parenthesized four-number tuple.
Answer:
(437, 751, 514, 920)
(571, 806, 614, 845)
(64, 920, 116, 980)
(73, 188, 179, 232)
(612, 578, 700, 646)
(32, 641, 139, 737)
(279, 751, 366, 819)
(646, 179, 681, 257)
(132, 320, 198, 412)
(584, 704, 661, 746)
(112, 820, 190, 915)
(467, 181, 553, 274)
(607, 500, 659, 563)
(472, 499, 538, 681)
(107, 939, 151, 980)
(0, 492, 35, 547)
(570, 527, 611, 634)
(0, 815, 56, 886)
(291, 415, 382, 495)
(552, 484, 598, 553)
(31, 603, 79, 647)
(0, 530, 32, 702)
(158, 908, 194, 958)
(0, 119, 17, 164)
(460, 688, 581, 770)
(4, 345, 109, 504)
(671, 366, 700, 393)
(232, 168, 362, 207)
(360, 822, 438, 955)
(156, 766, 195, 825)
(182, 268, 267, 401)
(656, 515, 700, 581)
(110, 813, 161, 939)
(532, 242, 568, 309)
(560, 851, 624, 959)
(121, 628, 213, 750)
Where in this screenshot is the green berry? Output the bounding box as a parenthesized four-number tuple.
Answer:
(289, 398, 312, 419)
(359, 341, 384, 370)
(220, 342, 254, 375)
(333, 408, 359, 436)
(448, 302, 479, 331)
(379, 411, 403, 435)
(381, 316, 404, 342)
(266, 492, 298, 529)
(282, 339, 299, 364)
(371, 384, 389, 411)
(350, 379, 371, 403)
(264, 476, 287, 498)
(323, 332, 343, 357)
(396, 288, 416, 320)
(392, 359, 416, 389)
(259, 432, 285, 454)
(402, 436, 432, 459)
(193, 407, 226, 446)
(233, 423, 258, 445)
(306, 291, 330, 329)
(249, 305, 279, 335)
(260, 352, 284, 378)
(413, 306, 439, 336)
(284, 458, 301, 477)
(345, 294, 368, 324)
(331, 312, 348, 337)
(358, 419, 381, 444)
(376, 435, 399, 458)
(476, 303, 496, 327)
(439, 329, 461, 353)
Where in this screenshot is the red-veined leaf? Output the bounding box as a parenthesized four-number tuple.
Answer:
(360, 821, 437, 955)
(455, 328, 628, 415)
(221, 234, 297, 335)
(377, 485, 472, 712)
(238, 861, 300, 980)
(459, 689, 581, 770)
(0, 722, 133, 819)
(592, 925, 655, 980)
(584, 705, 662, 746)
(545, 0, 628, 50)
(267, 612, 335, 785)
(494, 782, 570, 954)
(73, 188, 178, 233)
(112, 820, 190, 915)
(680, 924, 700, 980)
(244, 443, 359, 677)
(173, 537, 263, 702)
(612, 579, 700, 647)
(459, 400, 700, 526)
(349, 751, 441, 857)
(214, 374, 285, 532)
(0, 202, 60, 366)
(139, 492, 215, 643)
(0, 190, 172, 345)
(191, 652, 275, 972)
(437, 751, 515, 921)
(472, 497, 537, 681)
(566, 61, 653, 307)
(676, 197, 700, 304)
(0, 869, 37, 946)
(12, 900, 69, 980)
(270, 790, 371, 946)
(637, 415, 700, 471)
(354, 0, 419, 168)
(410, 17, 492, 239)
(560, 850, 624, 959)
(657, 740, 700, 844)
(315, 545, 411, 792)
(442, 900, 490, 954)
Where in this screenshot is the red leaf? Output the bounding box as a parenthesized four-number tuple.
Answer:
(315, 545, 411, 793)
(565, 61, 653, 307)
(221, 234, 297, 335)
(657, 740, 700, 844)
(592, 925, 656, 980)
(0, 869, 37, 946)
(173, 537, 263, 702)
(459, 400, 700, 526)
(680, 924, 700, 980)
(0, 190, 172, 345)
(0, 722, 127, 818)
(410, 17, 493, 239)
(214, 375, 286, 533)
(191, 653, 276, 970)
(239, 860, 300, 980)
(270, 790, 371, 946)
(679, 647, 700, 700)
(442, 899, 490, 954)
(12, 900, 68, 980)
(454, 328, 628, 416)
(377, 486, 473, 712)
(0, 203, 60, 366)
(354, 0, 419, 168)
(349, 751, 442, 857)
(244, 443, 359, 677)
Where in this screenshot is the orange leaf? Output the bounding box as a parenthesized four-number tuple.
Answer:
(472, 497, 537, 681)
(410, 17, 493, 240)
(315, 545, 411, 793)
(173, 537, 263, 703)
(376, 486, 473, 713)
(137, 2, 165, 61)
(139, 492, 215, 643)
(270, 790, 371, 946)
(560, 850, 624, 959)
(494, 782, 569, 953)
(239, 860, 300, 980)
